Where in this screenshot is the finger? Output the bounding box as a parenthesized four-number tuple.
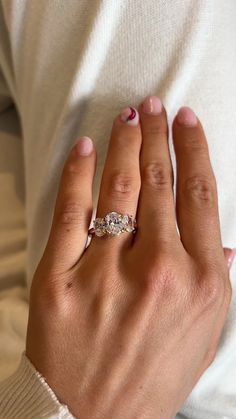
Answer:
(134, 96, 178, 248)
(89, 106, 142, 252)
(172, 106, 223, 264)
(223, 247, 236, 269)
(42, 136, 96, 274)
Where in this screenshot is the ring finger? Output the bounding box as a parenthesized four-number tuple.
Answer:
(89, 106, 142, 253)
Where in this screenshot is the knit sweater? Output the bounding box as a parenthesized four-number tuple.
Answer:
(0, 0, 236, 418)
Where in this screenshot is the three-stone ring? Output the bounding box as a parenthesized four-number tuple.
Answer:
(88, 211, 137, 237)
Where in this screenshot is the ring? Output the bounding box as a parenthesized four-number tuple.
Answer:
(88, 211, 137, 237)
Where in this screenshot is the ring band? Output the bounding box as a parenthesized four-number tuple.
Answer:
(88, 211, 137, 237)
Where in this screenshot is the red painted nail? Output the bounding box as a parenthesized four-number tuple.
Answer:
(120, 107, 139, 126)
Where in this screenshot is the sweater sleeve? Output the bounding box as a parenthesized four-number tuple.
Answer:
(0, 351, 76, 419)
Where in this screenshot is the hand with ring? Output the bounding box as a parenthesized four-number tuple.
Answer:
(26, 96, 233, 419)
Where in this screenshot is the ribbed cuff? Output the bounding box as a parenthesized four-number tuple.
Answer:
(0, 351, 76, 419)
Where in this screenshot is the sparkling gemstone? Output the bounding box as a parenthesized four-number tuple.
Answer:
(104, 211, 124, 235)
(125, 216, 135, 232)
(93, 218, 106, 236)
(121, 215, 128, 227)
(121, 214, 133, 232)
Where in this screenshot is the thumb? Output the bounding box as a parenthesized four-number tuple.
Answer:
(223, 247, 236, 269)
(43, 136, 96, 275)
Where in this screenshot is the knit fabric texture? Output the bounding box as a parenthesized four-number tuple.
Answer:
(0, 352, 75, 418)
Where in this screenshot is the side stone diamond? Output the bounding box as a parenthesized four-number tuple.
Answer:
(122, 214, 135, 232)
(93, 218, 106, 236)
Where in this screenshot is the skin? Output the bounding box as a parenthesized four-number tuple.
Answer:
(26, 98, 232, 419)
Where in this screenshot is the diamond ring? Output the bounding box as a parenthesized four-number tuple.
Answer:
(88, 211, 137, 237)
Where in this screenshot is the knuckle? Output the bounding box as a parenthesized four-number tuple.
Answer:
(56, 201, 84, 225)
(143, 123, 168, 137)
(183, 134, 208, 151)
(107, 171, 138, 199)
(183, 175, 216, 208)
(198, 271, 225, 310)
(64, 161, 81, 175)
(141, 162, 172, 190)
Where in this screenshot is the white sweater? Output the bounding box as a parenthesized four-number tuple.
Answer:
(0, 0, 236, 418)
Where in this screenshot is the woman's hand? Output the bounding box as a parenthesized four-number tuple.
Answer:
(26, 96, 232, 419)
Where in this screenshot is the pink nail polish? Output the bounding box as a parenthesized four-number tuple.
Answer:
(120, 107, 139, 126)
(142, 95, 162, 114)
(75, 136, 93, 156)
(177, 106, 198, 127)
(227, 248, 236, 269)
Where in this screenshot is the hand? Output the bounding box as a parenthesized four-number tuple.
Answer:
(26, 97, 232, 419)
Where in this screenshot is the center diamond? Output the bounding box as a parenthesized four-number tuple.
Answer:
(104, 212, 125, 235)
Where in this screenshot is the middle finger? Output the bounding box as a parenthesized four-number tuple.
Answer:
(134, 96, 179, 249)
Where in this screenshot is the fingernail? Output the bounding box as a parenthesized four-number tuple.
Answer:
(119, 107, 139, 126)
(227, 248, 236, 269)
(75, 136, 93, 156)
(142, 95, 162, 115)
(177, 106, 198, 127)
